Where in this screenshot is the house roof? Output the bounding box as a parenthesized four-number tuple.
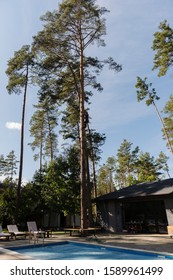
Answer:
(96, 178, 173, 201)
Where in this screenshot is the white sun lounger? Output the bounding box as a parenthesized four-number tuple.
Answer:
(0, 225, 11, 240)
(7, 225, 26, 239)
(27, 221, 45, 240)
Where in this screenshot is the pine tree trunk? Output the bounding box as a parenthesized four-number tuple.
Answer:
(85, 149, 93, 227)
(79, 38, 88, 233)
(87, 124, 97, 217)
(46, 110, 54, 161)
(40, 129, 43, 172)
(153, 101, 173, 156)
(16, 64, 28, 222)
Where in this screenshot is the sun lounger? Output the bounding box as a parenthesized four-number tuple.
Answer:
(27, 221, 45, 238)
(0, 225, 11, 240)
(7, 225, 26, 239)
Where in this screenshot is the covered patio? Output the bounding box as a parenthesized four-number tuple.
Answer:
(96, 178, 173, 234)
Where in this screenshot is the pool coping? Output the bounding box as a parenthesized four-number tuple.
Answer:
(0, 246, 34, 260)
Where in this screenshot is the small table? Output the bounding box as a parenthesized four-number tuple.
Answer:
(65, 227, 101, 236)
(44, 230, 52, 238)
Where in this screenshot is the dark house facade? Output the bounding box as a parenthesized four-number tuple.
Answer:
(96, 178, 173, 233)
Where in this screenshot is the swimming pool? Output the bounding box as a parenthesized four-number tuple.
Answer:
(7, 241, 173, 260)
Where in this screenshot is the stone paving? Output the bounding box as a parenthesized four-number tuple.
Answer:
(0, 233, 173, 260)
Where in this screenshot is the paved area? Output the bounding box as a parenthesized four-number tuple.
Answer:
(0, 233, 173, 259)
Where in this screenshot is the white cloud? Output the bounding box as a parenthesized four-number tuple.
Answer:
(6, 122, 21, 130)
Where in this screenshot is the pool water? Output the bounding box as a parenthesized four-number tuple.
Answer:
(7, 241, 173, 260)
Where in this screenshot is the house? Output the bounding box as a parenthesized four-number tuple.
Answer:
(95, 178, 173, 233)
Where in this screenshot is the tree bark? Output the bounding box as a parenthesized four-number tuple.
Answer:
(79, 37, 88, 233)
(153, 101, 173, 156)
(16, 64, 28, 222)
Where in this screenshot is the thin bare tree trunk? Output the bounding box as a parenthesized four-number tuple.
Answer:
(153, 101, 173, 155)
(87, 124, 97, 219)
(85, 148, 93, 227)
(46, 108, 54, 161)
(79, 38, 88, 233)
(39, 127, 43, 172)
(16, 64, 28, 222)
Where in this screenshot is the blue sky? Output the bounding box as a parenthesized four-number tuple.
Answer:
(0, 0, 173, 182)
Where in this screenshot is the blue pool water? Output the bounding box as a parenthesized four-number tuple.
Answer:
(7, 241, 173, 260)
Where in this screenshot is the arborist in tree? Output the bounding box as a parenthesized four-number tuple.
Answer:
(84, 110, 89, 128)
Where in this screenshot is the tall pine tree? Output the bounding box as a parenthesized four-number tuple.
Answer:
(32, 0, 121, 231)
(6, 45, 35, 221)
